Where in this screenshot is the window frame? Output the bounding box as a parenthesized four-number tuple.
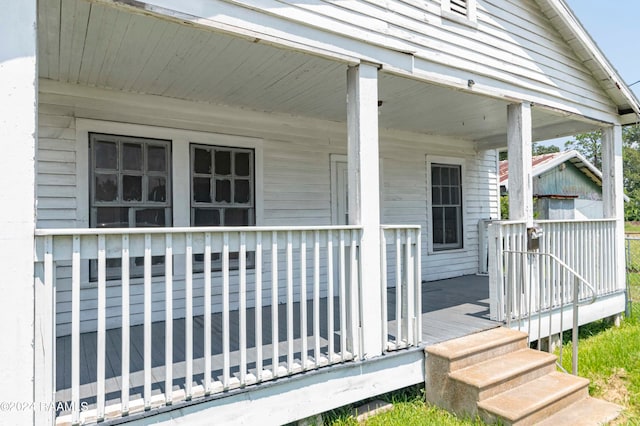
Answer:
(190, 143, 256, 227)
(88, 133, 173, 280)
(426, 156, 466, 254)
(89, 132, 173, 228)
(189, 143, 257, 272)
(76, 119, 264, 285)
(441, 0, 478, 26)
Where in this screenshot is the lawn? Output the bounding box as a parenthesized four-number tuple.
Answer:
(557, 306, 640, 424)
(326, 233, 640, 425)
(626, 222, 640, 234)
(325, 386, 485, 426)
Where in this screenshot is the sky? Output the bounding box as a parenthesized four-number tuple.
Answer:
(543, 0, 640, 147)
(565, 0, 640, 92)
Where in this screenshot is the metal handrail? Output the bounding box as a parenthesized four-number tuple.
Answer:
(503, 250, 598, 375)
(504, 250, 598, 306)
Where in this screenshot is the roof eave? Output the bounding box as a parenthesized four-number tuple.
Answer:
(535, 0, 640, 121)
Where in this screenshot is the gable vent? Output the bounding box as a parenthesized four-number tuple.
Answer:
(450, 0, 468, 17)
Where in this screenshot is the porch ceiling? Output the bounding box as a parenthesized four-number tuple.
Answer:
(38, 0, 600, 145)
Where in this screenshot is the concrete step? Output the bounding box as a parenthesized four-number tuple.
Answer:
(478, 371, 590, 425)
(425, 327, 530, 415)
(425, 327, 528, 372)
(536, 396, 622, 426)
(449, 349, 557, 403)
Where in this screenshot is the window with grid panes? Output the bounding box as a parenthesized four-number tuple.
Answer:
(89, 133, 171, 279)
(431, 163, 463, 250)
(190, 144, 255, 270)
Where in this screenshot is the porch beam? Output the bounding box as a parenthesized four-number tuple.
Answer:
(347, 63, 383, 359)
(602, 124, 626, 292)
(0, 1, 40, 424)
(507, 103, 534, 226)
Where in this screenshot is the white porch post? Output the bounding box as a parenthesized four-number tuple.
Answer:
(0, 1, 39, 424)
(347, 63, 383, 359)
(492, 103, 533, 322)
(602, 124, 626, 293)
(507, 103, 534, 226)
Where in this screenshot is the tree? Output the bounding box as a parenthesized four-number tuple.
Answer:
(622, 125, 640, 221)
(532, 143, 560, 156)
(499, 142, 560, 161)
(500, 195, 509, 219)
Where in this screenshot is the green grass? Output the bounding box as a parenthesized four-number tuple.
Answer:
(557, 304, 640, 421)
(553, 251, 640, 423)
(325, 386, 487, 426)
(557, 232, 640, 423)
(625, 222, 640, 233)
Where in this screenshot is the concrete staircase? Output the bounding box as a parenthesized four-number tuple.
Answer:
(425, 327, 622, 425)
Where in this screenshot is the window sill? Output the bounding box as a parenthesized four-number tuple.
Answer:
(428, 247, 467, 255)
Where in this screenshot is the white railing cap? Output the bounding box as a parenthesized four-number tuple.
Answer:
(535, 218, 616, 224)
(34, 225, 364, 237)
(380, 225, 421, 230)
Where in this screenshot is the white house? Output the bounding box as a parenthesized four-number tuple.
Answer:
(2, 0, 638, 424)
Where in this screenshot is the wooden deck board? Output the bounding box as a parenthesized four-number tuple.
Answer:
(420, 275, 497, 345)
(55, 275, 497, 417)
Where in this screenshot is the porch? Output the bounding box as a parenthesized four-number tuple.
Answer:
(37, 217, 628, 424)
(18, 1, 629, 425)
(54, 275, 495, 423)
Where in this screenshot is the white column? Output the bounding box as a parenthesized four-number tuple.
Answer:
(0, 1, 38, 424)
(602, 124, 626, 292)
(347, 63, 382, 359)
(507, 103, 534, 226)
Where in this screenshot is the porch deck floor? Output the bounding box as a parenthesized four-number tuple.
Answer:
(55, 275, 497, 416)
(419, 274, 497, 345)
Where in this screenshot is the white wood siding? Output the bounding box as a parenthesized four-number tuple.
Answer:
(38, 82, 498, 334)
(381, 135, 498, 280)
(133, 0, 616, 121)
(37, 108, 77, 228)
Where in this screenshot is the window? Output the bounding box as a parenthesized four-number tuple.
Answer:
(441, 0, 477, 24)
(431, 163, 463, 251)
(89, 133, 172, 278)
(190, 144, 255, 226)
(191, 144, 255, 270)
(90, 133, 171, 228)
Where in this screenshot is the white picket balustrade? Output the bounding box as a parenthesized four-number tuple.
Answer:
(34, 225, 364, 424)
(489, 219, 619, 323)
(380, 226, 422, 351)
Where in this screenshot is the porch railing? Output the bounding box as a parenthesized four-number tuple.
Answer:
(380, 225, 422, 351)
(489, 219, 619, 325)
(34, 225, 362, 424)
(538, 220, 618, 296)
